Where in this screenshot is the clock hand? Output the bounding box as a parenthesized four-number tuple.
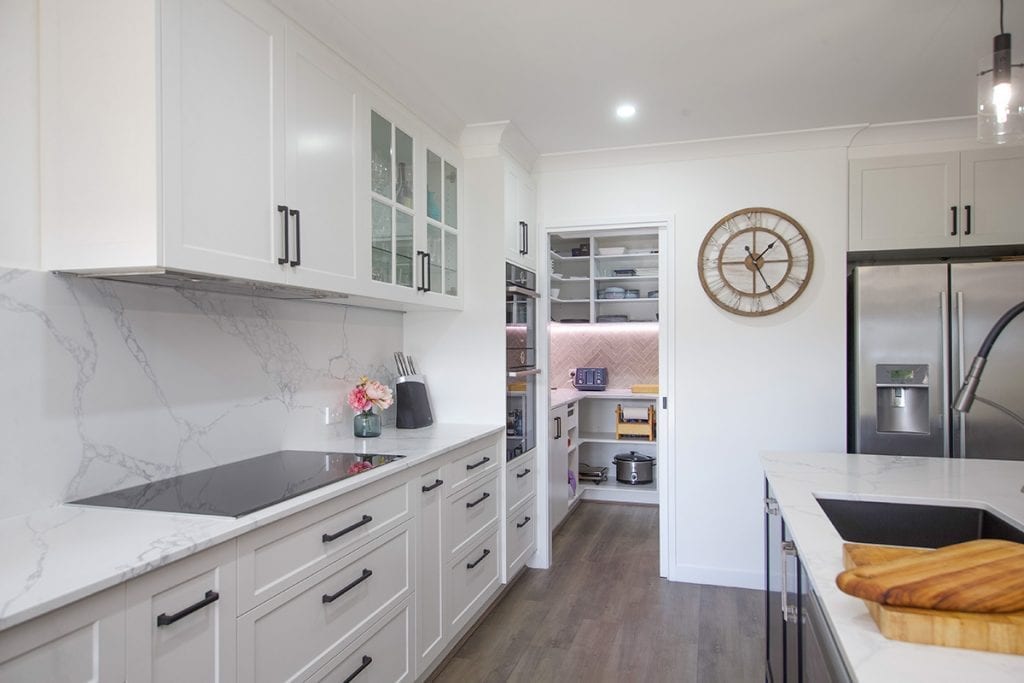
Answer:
(756, 241, 776, 260)
(745, 246, 774, 292)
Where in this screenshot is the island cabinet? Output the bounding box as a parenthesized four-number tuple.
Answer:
(0, 585, 126, 682)
(849, 147, 1024, 252)
(764, 482, 851, 683)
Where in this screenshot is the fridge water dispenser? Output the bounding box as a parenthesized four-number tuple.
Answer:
(875, 364, 930, 434)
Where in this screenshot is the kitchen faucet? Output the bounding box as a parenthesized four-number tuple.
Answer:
(953, 301, 1024, 413)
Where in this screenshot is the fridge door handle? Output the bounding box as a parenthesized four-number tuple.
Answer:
(940, 292, 951, 459)
(955, 291, 967, 459)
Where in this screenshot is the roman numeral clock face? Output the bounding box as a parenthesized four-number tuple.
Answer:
(698, 207, 813, 316)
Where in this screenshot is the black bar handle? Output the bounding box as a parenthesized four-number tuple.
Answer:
(342, 655, 373, 683)
(322, 515, 373, 543)
(950, 205, 958, 236)
(519, 221, 527, 255)
(466, 491, 490, 509)
(156, 590, 219, 627)
(466, 548, 490, 570)
(277, 205, 290, 264)
(425, 251, 432, 292)
(289, 208, 301, 266)
(523, 221, 529, 255)
(516, 516, 532, 529)
(466, 456, 490, 470)
(415, 251, 426, 291)
(421, 479, 443, 492)
(554, 416, 562, 439)
(322, 568, 373, 603)
(515, 468, 531, 479)
(964, 204, 972, 236)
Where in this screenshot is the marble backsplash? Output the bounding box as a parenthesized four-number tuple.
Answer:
(0, 268, 403, 521)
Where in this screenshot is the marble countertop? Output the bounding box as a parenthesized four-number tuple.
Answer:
(762, 451, 1024, 682)
(0, 423, 501, 632)
(549, 387, 659, 409)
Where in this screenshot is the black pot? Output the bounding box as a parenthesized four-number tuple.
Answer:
(612, 451, 655, 485)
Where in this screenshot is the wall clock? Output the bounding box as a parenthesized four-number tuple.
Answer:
(697, 207, 813, 316)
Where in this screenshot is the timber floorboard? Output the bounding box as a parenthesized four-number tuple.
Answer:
(431, 501, 765, 682)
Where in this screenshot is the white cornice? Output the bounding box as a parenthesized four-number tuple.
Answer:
(459, 121, 539, 172)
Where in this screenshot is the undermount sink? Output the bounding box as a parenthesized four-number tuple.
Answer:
(815, 497, 1024, 548)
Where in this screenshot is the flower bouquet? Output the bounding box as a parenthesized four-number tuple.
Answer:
(347, 376, 393, 437)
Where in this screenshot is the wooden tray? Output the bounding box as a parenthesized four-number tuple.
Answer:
(842, 543, 1024, 655)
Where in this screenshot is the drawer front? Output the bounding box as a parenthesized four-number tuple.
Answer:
(308, 601, 412, 683)
(505, 496, 537, 577)
(505, 452, 536, 512)
(237, 525, 412, 683)
(443, 439, 499, 494)
(237, 481, 409, 613)
(446, 526, 500, 637)
(446, 474, 499, 558)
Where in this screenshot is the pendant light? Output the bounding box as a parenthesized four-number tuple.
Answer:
(978, 0, 1024, 143)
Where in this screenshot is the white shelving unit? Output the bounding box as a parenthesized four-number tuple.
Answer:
(549, 233, 659, 324)
(574, 394, 658, 505)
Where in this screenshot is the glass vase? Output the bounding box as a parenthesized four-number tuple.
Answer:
(353, 412, 381, 438)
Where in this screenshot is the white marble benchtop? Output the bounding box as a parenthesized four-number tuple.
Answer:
(0, 423, 501, 631)
(762, 451, 1024, 682)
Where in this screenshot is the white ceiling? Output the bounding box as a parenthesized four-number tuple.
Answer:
(290, 0, 1021, 155)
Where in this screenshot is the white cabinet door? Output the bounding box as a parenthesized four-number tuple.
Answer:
(0, 587, 125, 683)
(125, 541, 237, 683)
(548, 404, 569, 532)
(161, 0, 289, 282)
(960, 147, 1024, 247)
(849, 153, 960, 251)
(283, 25, 359, 292)
(415, 470, 445, 676)
(503, 162, 538, 270)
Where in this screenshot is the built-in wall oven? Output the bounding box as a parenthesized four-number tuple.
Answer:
(506, 263, 539, 461)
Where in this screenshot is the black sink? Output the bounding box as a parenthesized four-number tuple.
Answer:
(816, 497, 1024, 548)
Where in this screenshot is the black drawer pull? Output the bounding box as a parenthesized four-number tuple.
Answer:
(466, 456, 490, 470)
(950, 205, 958, 236)
(466, 548, 490, 569)
(342, 655, 373, 683)
(156, 590, 219, 627)
(322, 515, 373, 543)
(289, 208, 301, 266)
(466, 491, 490, 508)
(516, 468, 531, 479)
(277, 205, 290, 264)
(964, 204, 972, 235)
(322, 568, 373, 604)
(422, 478, 443, 492)
(516, 516, 532, 529)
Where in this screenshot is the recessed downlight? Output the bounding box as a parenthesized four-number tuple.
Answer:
(616, 103, 636, 119)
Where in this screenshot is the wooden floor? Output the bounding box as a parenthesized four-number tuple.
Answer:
(431, 502, 765, 682)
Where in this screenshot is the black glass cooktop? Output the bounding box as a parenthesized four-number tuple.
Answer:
(69, 450, 404, 518)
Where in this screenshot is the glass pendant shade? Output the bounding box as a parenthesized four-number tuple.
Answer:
(977, 38, 1024, 144)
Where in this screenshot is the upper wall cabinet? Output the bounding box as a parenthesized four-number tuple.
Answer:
(504, 161, 538, 272)
(39, 0, 460, 310)
(849, 147, 1024, 251)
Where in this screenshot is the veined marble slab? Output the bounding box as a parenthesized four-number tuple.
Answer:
(0, 424, 501, 631)
(763, 451, 1024, 682)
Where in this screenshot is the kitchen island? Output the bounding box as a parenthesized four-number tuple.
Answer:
(763, 451, 1024, 682)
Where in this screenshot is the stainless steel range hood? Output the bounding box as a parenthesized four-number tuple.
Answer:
(66, 268, 347, 301)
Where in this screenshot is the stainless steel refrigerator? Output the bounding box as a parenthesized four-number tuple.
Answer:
(851, 261, 1024, 460)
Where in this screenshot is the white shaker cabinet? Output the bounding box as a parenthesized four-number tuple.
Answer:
(849, 147, 1024, 251)
(504, 161, 538, 271)
(125, 541, 237, 683)
(0, 586, 126, 683)
(548, 403, 570, 532)
(415, 469, 445, 676)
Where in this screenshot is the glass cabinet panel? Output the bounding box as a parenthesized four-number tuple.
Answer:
(426, 151, 442, 222)
(444, 231, 458, 296)
(395, 128, 413, 209)
(371, 199, 392, 283)
(427, 223, 442, 293)
(369, 109, 414, 289)
(396, 210, 414, 287)
(444, 161, 458, 228)
(370, 111, 392, 199)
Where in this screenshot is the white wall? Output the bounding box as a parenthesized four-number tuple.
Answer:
(537, 142, 850, 588)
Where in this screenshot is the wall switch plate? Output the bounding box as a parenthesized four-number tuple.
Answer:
(324, 406, 345, 425)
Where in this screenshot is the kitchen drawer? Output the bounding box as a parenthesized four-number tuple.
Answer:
(505, 452, 536, 512)
(505, 496, 537, 577)
(446, 524, 500, 637)
(447, 473, 499, 559)
(237, 480, 410, 613)
(443, 437, 500, 495)
(237, 524, 412, 683)
(307, 601, 413, 682)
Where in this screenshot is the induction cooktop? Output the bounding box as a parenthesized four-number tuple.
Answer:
(69, 450, 404, 517)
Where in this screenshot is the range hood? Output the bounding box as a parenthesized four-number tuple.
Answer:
(66, 268, 347, 302)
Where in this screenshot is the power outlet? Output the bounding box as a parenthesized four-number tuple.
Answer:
(323, 406, 346, 425)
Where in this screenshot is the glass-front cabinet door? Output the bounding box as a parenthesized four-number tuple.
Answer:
(370, 110, 415, 289)
(425, 149, 458, 297)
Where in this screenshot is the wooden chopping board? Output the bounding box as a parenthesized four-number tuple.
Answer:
(838, 539, 1024, 613)
(842, 542, 1024, 655)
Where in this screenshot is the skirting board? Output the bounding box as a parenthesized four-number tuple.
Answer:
(670, 563, 763, 590)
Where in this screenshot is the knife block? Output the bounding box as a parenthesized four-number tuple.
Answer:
(396, 375, 433, 429)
